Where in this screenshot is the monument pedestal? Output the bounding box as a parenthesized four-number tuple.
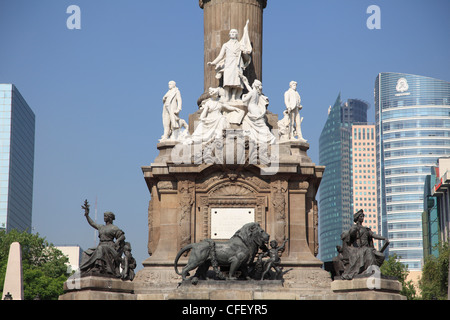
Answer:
(133, 137, 333, 299)
(135, 274, 334, 300)
(140, 139, 324, 261)
(134, 263, 334, 300)
(59, 276, 135, 300)
(168, 280, 299, 300)
(133, 262, 182, 300)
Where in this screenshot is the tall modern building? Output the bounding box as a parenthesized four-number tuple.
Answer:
(0, 84, 35, 232)
(375, 72, 450, 270)
(351, 124, 380, 248)
(318, 94, 370, 263)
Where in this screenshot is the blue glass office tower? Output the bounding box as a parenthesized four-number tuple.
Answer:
(0, 84, 35, 232)
(375, 73, 450, 270)
(318, 94, 369, 262)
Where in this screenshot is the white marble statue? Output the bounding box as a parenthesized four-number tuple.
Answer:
(207, 20, 252, 102)
(284, 81, 306, 142)
(240, 75, 276, 145)
(184, 87, 240, 145)
(277, 110, 290, 142)
(161, 81, 183, 142)
(172, 118, 189, 142)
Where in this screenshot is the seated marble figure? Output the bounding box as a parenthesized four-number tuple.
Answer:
(184, 87, 240, 146)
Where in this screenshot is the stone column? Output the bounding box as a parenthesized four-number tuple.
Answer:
(199, 0, 267, 94)
(147, 180, 179, 262)
(285, 180, 322, 266)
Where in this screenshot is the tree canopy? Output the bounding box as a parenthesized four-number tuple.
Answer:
(380, 253, 417, 300)
(419, 242, 449, 300)
(0, 229, 71, 300)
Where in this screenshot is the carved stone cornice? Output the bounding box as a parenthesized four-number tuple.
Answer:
(156, 180, 177, 193)
(199, 0, 267, 9)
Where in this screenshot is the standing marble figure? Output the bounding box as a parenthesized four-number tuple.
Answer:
(161, 81, 182, 141)
(208, 20, 252, 102)
(240, 74, 276, 145)
(284, 81, 305, 141)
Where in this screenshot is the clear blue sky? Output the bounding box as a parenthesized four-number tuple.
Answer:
(0, 0, 449, 270)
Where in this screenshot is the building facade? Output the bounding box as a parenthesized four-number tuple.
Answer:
(351, 124, 380, 248)
(422, 165, 441, 259)
(375, 72, 450, 270)
(56, 245, 83, 273)
(432, 159, 450, 243)
(0, 84, 35, 232)
(319, 94, 370, 262)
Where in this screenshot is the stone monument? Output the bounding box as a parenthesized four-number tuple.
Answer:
(333, 209, 390, 280)
(2, 242, 23, 300)
(326, 209, 405, 299)
(59, 200, 136, 300)
(59, 0, 406, 300)
(131, 0, 407, 300)
(133, 0, 336, 300)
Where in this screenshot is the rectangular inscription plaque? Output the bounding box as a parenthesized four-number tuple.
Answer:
(211, 208, 255, 239)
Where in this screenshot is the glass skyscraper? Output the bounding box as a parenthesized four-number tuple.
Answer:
(375, 72, 450, 270)
(318, 94, 369, 263)
(0, 84, 35, 232)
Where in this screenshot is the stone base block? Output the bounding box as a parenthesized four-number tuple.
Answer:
(133, 265, 335, 300)
(282, 266, 332, 290)
(133, 264, 181, 294)
(59, 276, 136, 300)
(172, 280, 283, 300)
(326, 277, 406, 300)
(59, 267, 407, 300)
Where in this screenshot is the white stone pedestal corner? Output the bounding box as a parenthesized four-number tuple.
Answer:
(59, 275, 136, 300)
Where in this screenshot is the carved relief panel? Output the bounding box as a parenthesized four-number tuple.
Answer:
(178, 179, 195, 251)
(271, 179, 288, 245)
(196, 180, 268, 241)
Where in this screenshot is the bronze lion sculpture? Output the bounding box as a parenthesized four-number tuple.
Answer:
(174, 222, 270, 281)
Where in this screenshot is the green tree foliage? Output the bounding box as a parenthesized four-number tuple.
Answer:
(380, 253, 417, 300)
(0, 229, 70, 300)
(419, 242, 449, 300)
